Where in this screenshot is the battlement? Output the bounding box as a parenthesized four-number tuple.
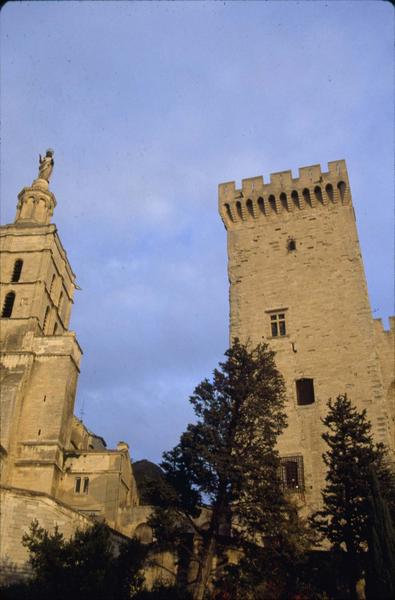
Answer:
(219, 160, 351, 228)
(374, 316, 395, 335)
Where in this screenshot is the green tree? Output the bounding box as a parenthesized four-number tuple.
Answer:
(365, 466, 395, 600)
(311, 394, 394, 600)
(149, 339, 309, 600)
(17, 519, 146, 600)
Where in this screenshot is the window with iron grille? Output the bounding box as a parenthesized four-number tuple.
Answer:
(280, 456, 304, 491)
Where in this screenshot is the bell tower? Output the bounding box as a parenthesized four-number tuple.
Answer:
(0, 151, 82, 496)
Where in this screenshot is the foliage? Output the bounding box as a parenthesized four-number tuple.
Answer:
(365, 466, 395, 600)
(134, 583, 192, 599)
(213, 505, 317, 600)
(1, 519, 147, 600)
(311, 394, 395, 598)
(148, 339, 311, 600)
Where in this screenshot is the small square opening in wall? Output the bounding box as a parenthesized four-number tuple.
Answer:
(296, 378, 315, 405)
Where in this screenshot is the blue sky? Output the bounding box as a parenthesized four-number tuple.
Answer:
(1, 1, 393, 463)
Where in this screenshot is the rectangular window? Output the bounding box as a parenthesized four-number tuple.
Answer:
(296, 378, 315, 405)
(74, 477, 81, 494)
(83, 477, 89, 494)
(270, 312, 286, 337)
(280, 456, 304, 491)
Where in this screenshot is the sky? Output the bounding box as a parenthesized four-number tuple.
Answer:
(1, 0, 393, 464)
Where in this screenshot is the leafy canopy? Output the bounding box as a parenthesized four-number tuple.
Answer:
(19, 519, 146, 600)
(149, 340, 311, 599)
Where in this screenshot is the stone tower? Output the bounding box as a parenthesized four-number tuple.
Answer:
(0, 157, 82, 496)
(219, 160, 394, 511)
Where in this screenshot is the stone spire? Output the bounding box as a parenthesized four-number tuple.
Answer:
(15, 149, 57, 225)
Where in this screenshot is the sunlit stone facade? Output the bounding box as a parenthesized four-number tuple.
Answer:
(219, 159, 395, 512)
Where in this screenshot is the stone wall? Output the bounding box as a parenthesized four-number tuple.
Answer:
(0, 486, 93, 583)
(219, 160, 394, 511)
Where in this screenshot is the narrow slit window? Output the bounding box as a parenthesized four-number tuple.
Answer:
(270, 312, 286, 337)
(74, 477, 81, 494)
(11, 260, 23, 283)
(246, 198, 254, 218)
(296, 378, 315, 405)
(2, 292, 16, 318)
(83, 477, 89, 494)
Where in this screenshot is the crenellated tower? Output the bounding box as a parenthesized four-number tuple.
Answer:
(219, 160, 394, 511)
(0, 152, 82, 496)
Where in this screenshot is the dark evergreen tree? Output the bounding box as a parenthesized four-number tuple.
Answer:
(311, 394, 394, 600)
(365, 466, 395, 600)
(9, 519, 147, 600)
(148, 339, 310, 600)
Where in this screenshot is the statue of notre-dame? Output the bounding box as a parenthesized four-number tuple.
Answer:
(38, 149, 54, 182)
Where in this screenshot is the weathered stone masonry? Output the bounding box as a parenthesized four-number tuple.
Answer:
(219, 159, 394, 512)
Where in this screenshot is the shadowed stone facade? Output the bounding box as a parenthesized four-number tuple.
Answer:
(219, 159, 395, 513)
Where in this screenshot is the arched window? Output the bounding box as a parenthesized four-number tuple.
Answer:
(325, 183, 334, 202)
(302, 188, 312, 207)
(280, 193, 288, 211)
(2, 292, 16, 318)
(337, 181, 346, 202)
(236, 201, 243, 220)
(246, 198, 254, 218)
(291, 190, 300, 209)
(11, 260, 23, 283)
(314, 186, 324, 204)
(224, 203, 234, 222)
(43, 306, 50, 333)
(269, 195, 277, 213)
(257, 197, 265, 215)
